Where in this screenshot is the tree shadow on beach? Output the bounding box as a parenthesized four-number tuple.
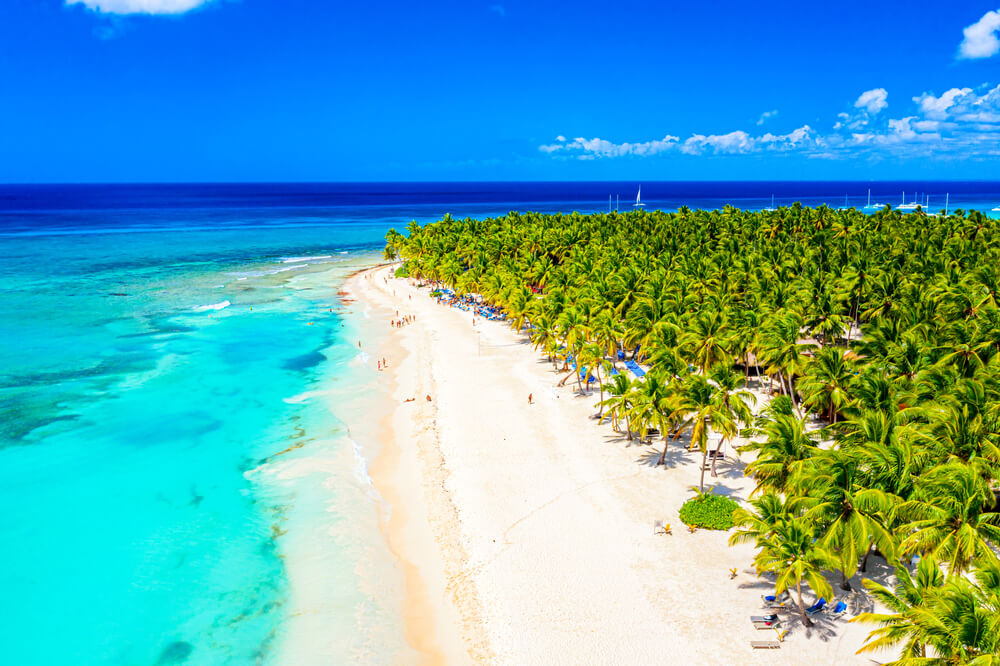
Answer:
(635, 442, 689, 470)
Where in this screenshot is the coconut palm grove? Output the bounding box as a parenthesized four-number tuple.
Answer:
(385, 204, 1000, 662)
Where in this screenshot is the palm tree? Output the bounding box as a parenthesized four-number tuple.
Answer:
(681, 310, 731, 373)
(740, 414, 818, 495)
(706, 364, 755, 476)
(670, 373, 728, 492)
(792, 450, 897, 589)
(897, 462, 1000, 576)
(798, 346, 855, 423)
(852, 556, 946, 661)
(730, 491, 792, 546)
(599, 372, 634, 433)
(629, 373, 675, 457)
(556, 305, 588, 392)
(757, 310, 816, 414)
(743, 512, 836, 627)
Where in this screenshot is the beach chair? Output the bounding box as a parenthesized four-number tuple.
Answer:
(624, 359, 647, 378)
(827, 601, 847, 618)
(805, 598, 826, 615)
(751, 614, 781, 630)
(750, 641, 781, 650)
(750, 614, 779, 623)
(761, 593, 788, 606)
(752, 622, 780, 630)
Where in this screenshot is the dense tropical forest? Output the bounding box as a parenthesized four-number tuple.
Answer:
(384, 204, 1000, 663)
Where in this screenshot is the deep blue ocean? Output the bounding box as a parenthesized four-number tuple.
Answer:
(2, 181, 999, 666)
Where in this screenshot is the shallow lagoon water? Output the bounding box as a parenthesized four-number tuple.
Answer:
(0, 214, 405, 663)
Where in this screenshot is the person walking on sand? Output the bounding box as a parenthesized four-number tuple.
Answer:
(528, 393, 533, 405)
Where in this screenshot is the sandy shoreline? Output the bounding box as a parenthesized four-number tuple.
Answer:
(343, 264, 885, 665)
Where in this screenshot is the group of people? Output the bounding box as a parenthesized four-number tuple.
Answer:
(433, 289, 507, 322)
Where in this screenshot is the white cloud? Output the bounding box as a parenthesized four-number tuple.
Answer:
(913, 88, 973, 119)
(539, 83, 1000, 163)
(756, 110, 778, 125)
(944, 83, 1000, 123)
(855, 88, 888, 114)
(959, 9, 1000, 59)
(542, 126, 814, 159)
(65, 0, 212, 14)
(540, 134, 680, 157)
(682, 131, 753, 154)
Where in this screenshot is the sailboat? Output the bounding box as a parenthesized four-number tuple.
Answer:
(633, 186, 645, 208)
(863, 188, 883, 210)
(897, 191, 919, 211)
(763, 194, 776, 212)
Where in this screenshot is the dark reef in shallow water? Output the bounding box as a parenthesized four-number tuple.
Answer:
(156, 641, 193, 664)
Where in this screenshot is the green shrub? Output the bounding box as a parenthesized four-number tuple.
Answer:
(678, 493, 740, 530)
(394, 262, 411, 278)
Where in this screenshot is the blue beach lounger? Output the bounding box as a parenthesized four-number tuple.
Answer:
(805, 598, 826, 615)
(624, 359, 646, 377)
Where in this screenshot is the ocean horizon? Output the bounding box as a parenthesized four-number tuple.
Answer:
(3, 181, 1000, 665)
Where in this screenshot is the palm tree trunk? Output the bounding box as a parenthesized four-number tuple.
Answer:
(796, 581, 813, 628)
(787, 374, 802, 416)
(596, 367, 604, 413)
(711, 437, 724, 477)
(861, 544, 873, 572)
(625, 412, 633, 441)
(699, 449, 708, 492)
(658, 436, 669, 465)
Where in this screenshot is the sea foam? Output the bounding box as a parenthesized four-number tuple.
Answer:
(193, 300, 231, 312)
(282, 389, 332, 405)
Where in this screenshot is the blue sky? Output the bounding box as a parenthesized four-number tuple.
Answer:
(1, 0, 999, 182)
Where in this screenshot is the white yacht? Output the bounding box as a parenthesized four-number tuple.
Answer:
(897, 191, 919, 211)
(863, 188, 883, 209)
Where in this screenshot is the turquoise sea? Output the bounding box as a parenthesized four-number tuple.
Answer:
(3, 182, 1000, 665)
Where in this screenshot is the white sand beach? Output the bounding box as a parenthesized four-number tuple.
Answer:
(344, 264, 888, 665)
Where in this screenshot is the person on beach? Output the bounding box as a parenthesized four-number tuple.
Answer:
(528, 393, 533, 404)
